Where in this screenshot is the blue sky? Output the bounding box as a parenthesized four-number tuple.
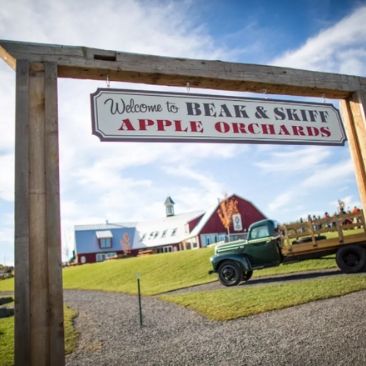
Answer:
(0, 0, 365, 264)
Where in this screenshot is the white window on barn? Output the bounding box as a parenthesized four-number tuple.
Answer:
(96, 253, 106, 262)
(157, 246, 173, 253)
(96, 252, 117, 262)
(96, 230, 113, 249)
(200, 233, 220, 247)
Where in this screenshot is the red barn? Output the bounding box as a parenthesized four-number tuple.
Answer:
(187, 194, 266, 248)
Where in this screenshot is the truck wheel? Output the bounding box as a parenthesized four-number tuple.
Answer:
(336, 245, 366, 273)
(243, 271, 253, 281)
(218, 261, 243, 286)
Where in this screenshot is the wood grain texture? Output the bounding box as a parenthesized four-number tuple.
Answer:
(44, 62, 65, 366)
(349, 91, 366, 173)
(14, 59, 31, 366)
(13, 61, 65, 366)
(340, 98, 366, 214)
(1, 39, 366, 98)
(28, 62, 49, 366)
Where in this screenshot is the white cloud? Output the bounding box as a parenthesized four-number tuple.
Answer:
(255, 146, 331, 173)
(267, 158, 356, 217)
(265, 6, 366, 221)
(302, 159, 354, 188)
(268, 190, 297, 212)
(0, 153, 14, 201)
(0, 67, 15, 150)
(329, 195, 361, 212)
(272, 5, 366, 75)
(0, 0, 231, 60)
(1, 0, 241, 264)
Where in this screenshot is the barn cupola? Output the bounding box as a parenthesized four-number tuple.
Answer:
(164, 196, 175, 217)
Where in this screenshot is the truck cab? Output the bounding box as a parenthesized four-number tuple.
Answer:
(210, 219, 283, 286)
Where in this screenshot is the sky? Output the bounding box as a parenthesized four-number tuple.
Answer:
(1, 0, 366, 265)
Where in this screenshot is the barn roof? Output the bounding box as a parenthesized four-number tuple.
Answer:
(188, 193, 266, 238)
(164, 196, 175, 205)
(133, 210, 204, 249)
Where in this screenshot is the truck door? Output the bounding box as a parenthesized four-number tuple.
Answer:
(243, 223, 281, 268)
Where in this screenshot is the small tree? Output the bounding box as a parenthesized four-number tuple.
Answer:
(121, 233, 131, 255)
(217, 195, 239, 239)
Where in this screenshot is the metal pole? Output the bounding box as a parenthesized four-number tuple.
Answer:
(136, 273, 143, 328)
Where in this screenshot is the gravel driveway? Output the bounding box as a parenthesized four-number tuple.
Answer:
(65, 275, 366, 366)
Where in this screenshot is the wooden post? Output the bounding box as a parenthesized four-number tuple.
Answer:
(45, 62, 65, 366)
(14, 61, 64, 366)
(14, 59, 31, 366)
(340, 93, 366, 215)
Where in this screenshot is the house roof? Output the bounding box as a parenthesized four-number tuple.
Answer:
(133, 210, 204, 249)
(75, 222, 136, 231)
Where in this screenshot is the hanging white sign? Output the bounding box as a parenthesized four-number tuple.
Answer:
(232, 213, 243, 232)
(91, 88, 346, 145)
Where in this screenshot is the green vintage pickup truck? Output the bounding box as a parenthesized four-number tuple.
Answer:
(210, 213, 366, 286)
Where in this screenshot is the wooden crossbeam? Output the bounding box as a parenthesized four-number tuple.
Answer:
(1, 39, 366, 98)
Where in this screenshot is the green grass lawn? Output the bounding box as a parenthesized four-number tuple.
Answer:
(0, 247, 340, 295)
(0, 247, 216, 295)
(62, 247, 217, 295)
(0, 304, 14, 366)
(253, 256, 337, 278)
(161, 273, 366, 321)
(0, 301, 78, 366)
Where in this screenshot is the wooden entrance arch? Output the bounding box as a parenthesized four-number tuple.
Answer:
(0, 40, 366, 366)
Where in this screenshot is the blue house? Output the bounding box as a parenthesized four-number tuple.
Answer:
(74, 223, 136, 264)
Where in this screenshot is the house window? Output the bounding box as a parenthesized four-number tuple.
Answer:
(161, 230, 167, 238)
(96, 230, 113, 249)
(99, 238, 112, 249)
(171, 228, 177, 236)
(200, 234, 221, 247)
(96, 253, 106, 262)
(96, 252, 116, 262)
(157, 246, 173, 253)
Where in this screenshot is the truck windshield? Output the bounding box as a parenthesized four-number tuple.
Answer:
(249, 225, 269, 240)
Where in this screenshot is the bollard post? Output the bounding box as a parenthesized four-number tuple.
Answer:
(136, 272, 143, 328)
